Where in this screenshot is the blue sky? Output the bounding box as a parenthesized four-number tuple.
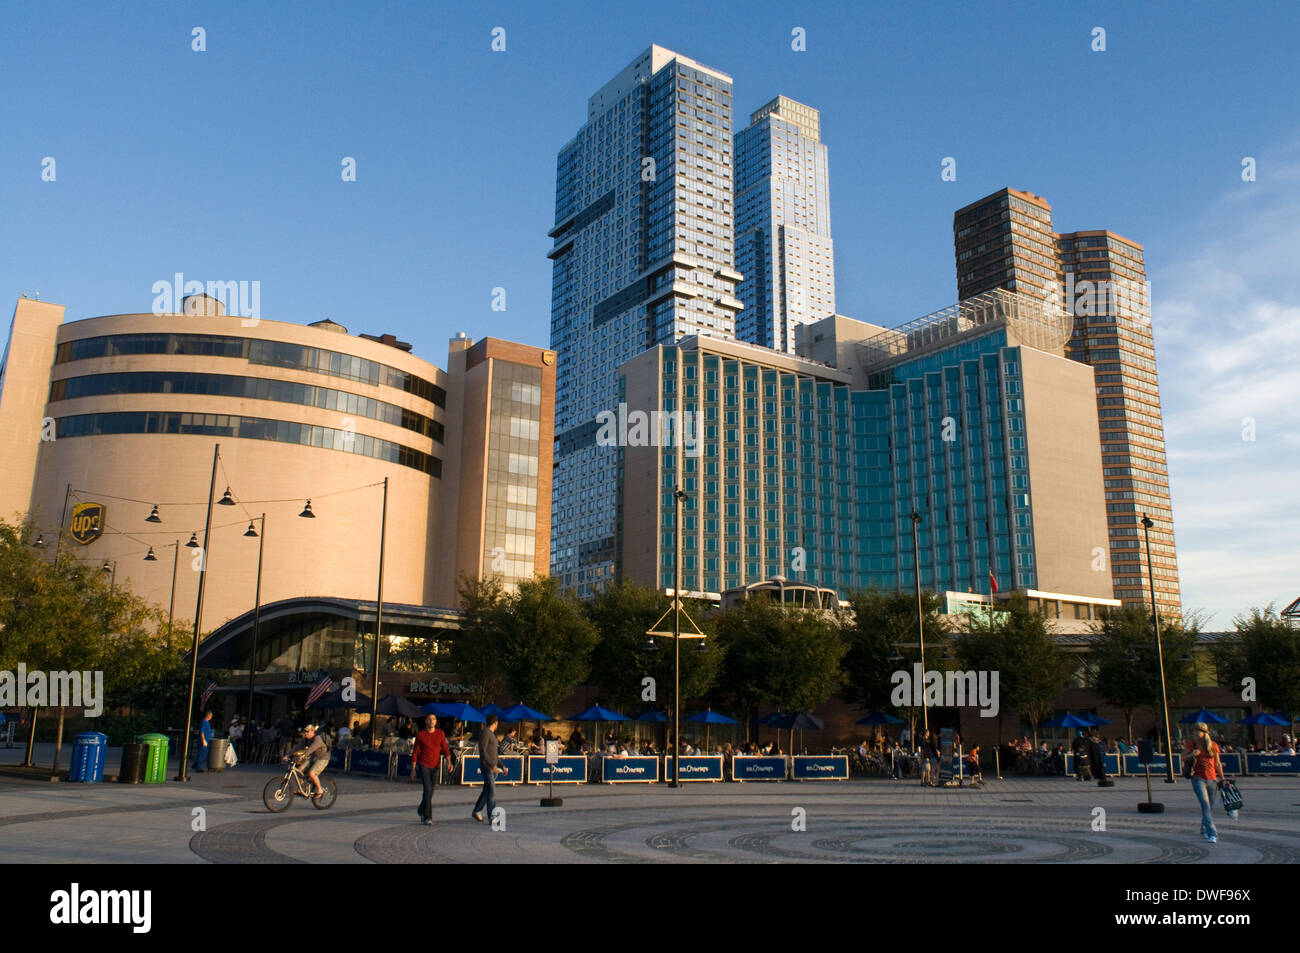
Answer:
(3, 0, 1297, 626)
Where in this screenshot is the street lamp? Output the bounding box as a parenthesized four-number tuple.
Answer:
(645, 485, 705, 788)
(145, 540, 181, 730)
(302, 481, 388, 746)
(1140, 513, 1176, 783)
(178, 443, 221, 781)
(244, 515, 266, 755)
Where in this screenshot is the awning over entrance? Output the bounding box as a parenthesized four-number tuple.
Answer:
(194, 596, 461, 669)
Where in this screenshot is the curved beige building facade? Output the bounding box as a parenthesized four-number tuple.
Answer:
(1, 294, 554, 633)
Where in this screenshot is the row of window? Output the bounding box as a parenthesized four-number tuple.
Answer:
(55, 333, 446, 406)
(55, 411, 441, 475)
(49, 372, 442, 440)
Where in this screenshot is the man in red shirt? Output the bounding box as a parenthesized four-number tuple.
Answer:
(410, 714, 453, 826)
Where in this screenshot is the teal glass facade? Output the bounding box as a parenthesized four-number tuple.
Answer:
(640, 328, 1037, 599)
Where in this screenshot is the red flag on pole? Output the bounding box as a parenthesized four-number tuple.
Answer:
(988, 570, 998, 594)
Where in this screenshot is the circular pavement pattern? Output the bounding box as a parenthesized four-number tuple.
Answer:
(188, 805, 1300, 864)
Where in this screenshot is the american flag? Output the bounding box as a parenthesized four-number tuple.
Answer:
(306, 674, 334, 708)
(198, 679, 217, 710)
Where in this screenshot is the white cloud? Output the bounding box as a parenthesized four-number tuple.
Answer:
(1154, 144, 1300, 629)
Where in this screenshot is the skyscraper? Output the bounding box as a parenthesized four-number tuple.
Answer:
(548, 46, 743, 595)
(952, 188, 1182, 617)
(735, 96, 836, 353)
(1057, 230, 1180, 614)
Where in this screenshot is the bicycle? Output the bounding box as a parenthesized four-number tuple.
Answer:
(263, 758, 338, 812)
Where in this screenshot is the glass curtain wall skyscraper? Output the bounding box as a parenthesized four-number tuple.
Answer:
(735, 96, 836, 353)
(549, 46, 743, 595)
(619, 290, 1115, 606)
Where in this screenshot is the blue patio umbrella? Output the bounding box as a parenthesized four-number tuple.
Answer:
(1179, 708, 1229, 724)
(500, 703, 553, 723)
(1086, 713, 1112, 725)
(1044, 713, 1096, 736)
(567, 704, 629, 749)
(373, 694, 424, 718)
(686, 709, 740, 753)
(421, 701, 485, 724)
(769, 711, 826, 754)
(636, 709, 668, 722)
(758, 711, 787, 725)
(1240, 711, 1289, 747)
(480, 702, 505, 718)
(856, 712, 905, 726)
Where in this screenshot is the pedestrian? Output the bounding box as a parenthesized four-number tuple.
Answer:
(410, 714, 453, 826)
(1184, 722, 1228, 842)
(194, 711, 214, 773)
(472, 714, 503, 823)
(1071, 730, 1090, 781)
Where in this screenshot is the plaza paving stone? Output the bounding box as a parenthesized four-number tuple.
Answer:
(3, 745, 1297, 864)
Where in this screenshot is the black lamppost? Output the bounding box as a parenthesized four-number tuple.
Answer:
(643, 486, 705, 788)
(911, 510, 929, 737)
(243, 515, 266, 753)
(178, 443, 221, 781)
(144, 540, 180, 729)
(304, 479, 387, 747)
(1141, 513, 1176, 783)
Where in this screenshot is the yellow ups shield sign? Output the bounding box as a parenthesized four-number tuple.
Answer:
(70, 502, 105, 545)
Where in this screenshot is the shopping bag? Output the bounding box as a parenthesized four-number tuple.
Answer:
(224, 743, 238, 767)
(1220, 779, 1243, 813)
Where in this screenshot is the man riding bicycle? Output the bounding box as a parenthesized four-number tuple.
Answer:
(293, 724, 329, 798)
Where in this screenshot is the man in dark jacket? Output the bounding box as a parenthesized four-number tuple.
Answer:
(472, 714, 502, 823)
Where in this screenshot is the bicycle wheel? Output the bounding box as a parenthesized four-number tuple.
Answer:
(263, 776, 294, 813)
(312, 777, 338, 810)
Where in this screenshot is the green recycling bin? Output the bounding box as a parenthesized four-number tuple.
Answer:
(137, 733, 170, 783)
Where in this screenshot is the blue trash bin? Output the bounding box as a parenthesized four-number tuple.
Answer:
(69, 731, 109, 782)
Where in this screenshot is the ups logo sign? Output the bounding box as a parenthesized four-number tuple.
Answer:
(70, 502, 105, 545)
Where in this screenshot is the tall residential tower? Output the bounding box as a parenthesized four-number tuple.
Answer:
(952, 188, 1181, 616)
(735, 96, 836, 353)
(548, 46, 743, 595)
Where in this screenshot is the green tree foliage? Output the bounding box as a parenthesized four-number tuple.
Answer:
(955, 592, 1075, 745)
(0, 520, 182, 763)
(586, 580, 722, 712)
(1092, 603, 1199, 745)
(841, 589, 948, 712)
(451, 575, 509, 705)
(712, 597, 847, 719)
(451, 576, 599, 715)
(1213, 605, 1300, 737)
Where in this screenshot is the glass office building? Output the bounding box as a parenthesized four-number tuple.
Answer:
(549, 46, 744, 597)
(620, 291, 1114, 603)
(735, 96, 836, 353)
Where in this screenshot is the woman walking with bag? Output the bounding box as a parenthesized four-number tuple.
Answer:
(1183, 722, 1227, 843)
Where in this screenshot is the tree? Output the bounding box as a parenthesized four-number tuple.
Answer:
(841, 589, 948, 718)
(1213, 605, 1300, 741)
(586, 580, 722, 712)
(712, 597, 847, 728)
(450, 575, 508, 705)
(493, 577, 599, 715)
(0, 519, 179, 766)
(1092, 603, 1199, 748)
(955, 592, 1074, 746)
